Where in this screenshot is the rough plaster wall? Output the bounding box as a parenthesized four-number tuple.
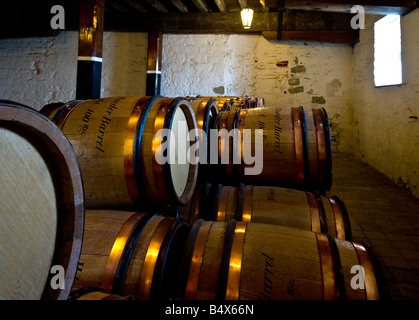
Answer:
(0, 31, 78, 110)
(161, 33, 355, 153)
(0, 31, 148, 110)
(353, 9, 419, 198)
(101, 32, 148, 97)
(160, 34, 228, 97)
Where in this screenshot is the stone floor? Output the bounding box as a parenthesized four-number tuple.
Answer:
(326, 153, 419, 300)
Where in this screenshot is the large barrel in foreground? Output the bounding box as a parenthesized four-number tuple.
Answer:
(179, 220, 383, 300)
(0, 100, 84, 300)
(72, 210, 190, 300)
(69, 286, 139, 300)
(41, 96, 198, 210)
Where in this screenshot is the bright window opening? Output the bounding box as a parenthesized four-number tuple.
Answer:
(374, 15, 403, 87)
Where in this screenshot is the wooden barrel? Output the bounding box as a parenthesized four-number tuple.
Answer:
(193, 96, 235, 112)
(70, 210, 143, 293)
(37, 102, 66, 119)
(177, 183, 222, 225)
(210, 96, 264, 111)
(181, 184, 351, 240)
(188, 97, 219, 142)
(0, 100, 84, 300)
(247, 96, 265, 109)
(187, 97, 219, 181)
(179, 220, 231, 300)
(224, 96, 265, 111)
(305, 107, 333, 192)
(211, 106, 333, 192)
(72, 210, 190, 300)
(219, 184, 351, 240)
(190, 96, 265, 114)
(211, 97, 266, 181)
(230, 97, 249, 111)
(214, 110, 240, 182)
(238, 106, 308, 188)
(212, 106, 308, 188)
(40, 96, 198, 209)
(189, 96, 264, 113)
(333, 239, 383, 300)
(69, 286, 139, 300)
(179, 220, 382, 300)
(212, 96, 235, 112)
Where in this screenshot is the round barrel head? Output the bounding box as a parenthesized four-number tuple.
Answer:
(163, 98, 198, 206)
(0, 102, 84, 300)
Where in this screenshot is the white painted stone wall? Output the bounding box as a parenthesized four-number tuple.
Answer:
(0, 31, 355, 154)
(1, 21, 417, 197)
(353, 8, 419, 198)
(0, 32, 78, 110)
(161, 34, 355, 154)
(0, 31, 147, 110)
(101, 32, 148, 97)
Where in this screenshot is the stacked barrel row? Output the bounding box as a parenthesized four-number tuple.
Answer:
(68, 208, 383, 301)
(0, 97, 385, 301)
(39, 96, 199, 210)
(179, 183, 351, 240)
(185, 95, 331, 193)
(178, 96, 383, 300)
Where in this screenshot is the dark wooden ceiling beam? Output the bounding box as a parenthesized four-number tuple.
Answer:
(108, 9, 357, 44)
(169, 0, 189, 12)
(106, 0, 130, 13)
(0, 2, 58, 38)
(214, 0, 228, 12)
(278, 8, 358, 44)
(237, 0, 248, 9)
(282, 9, 353, 30)
(120, 0, 150, 13)
(264, 0, 418, 15)
(191, 0, 210, 12)
(259, 0, 271, 12)
(121, 12, 278, 32)
(145, 0, 169, 12)
(263, 29, 358, 44)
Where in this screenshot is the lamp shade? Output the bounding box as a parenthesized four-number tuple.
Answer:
(241, 8, 254, 29)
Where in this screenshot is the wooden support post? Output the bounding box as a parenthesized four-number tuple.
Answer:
(76, 0, 104, 100)
(277, 0, 285, 41)
(146, 28, 163, 96)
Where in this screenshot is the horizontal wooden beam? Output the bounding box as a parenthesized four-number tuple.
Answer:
(264, 0, 418, 15)
(0, 2, 58, 38)
(104, 10, 358, 44)
(262, 30, 358, 44)
(109, 12, 279, 33)
(282, 9, 353, 30)
(276, 9, 358, 44)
